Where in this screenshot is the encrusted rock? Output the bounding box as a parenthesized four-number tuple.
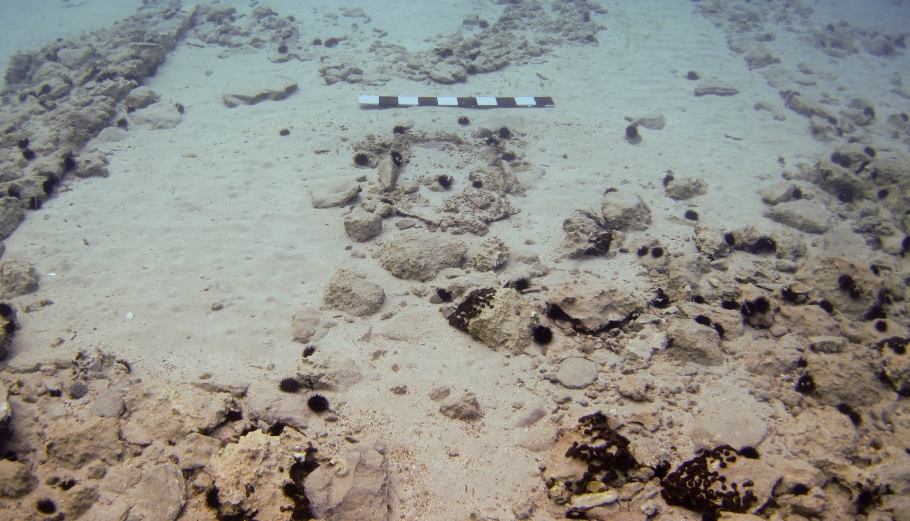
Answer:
(0, 460, 36, 498)
(693, 225, 732, 259)
(472, 236, 509, 272)
(0, 198, 24, 241)
(451, 288, 535, 354)
(547, 274, 644, 332)
(323, 269, 385, 317)
(209, 430, 295, 519)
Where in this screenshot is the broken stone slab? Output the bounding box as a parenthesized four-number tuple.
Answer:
(764, 199, 832, 234)
(310, 180, 362, 209)
(694, 78, 739, 97)
(222, 76, 298, 108)
(304, 447, 391, 520)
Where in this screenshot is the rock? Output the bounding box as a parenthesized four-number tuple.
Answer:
(745, 48, 781, 69)
(177, 433, 222, 470)
(428, 62, 467, 84)
(514, 406, 547, 428)
(291, 307, 337, 344)
(379, 230, 467, 281)
(73, 150, 110, 178)
(772, 458, 826, 496)
(440, 393, 483, 422)
(556, 358, 598, 389)
(304, 447, 391, 521)
(811, 160, 865, 202)
(601, 191, 651, 231)
(222, 76, 298, 107)
(472, 236, 509, 272)
(344, 208, 382, 242)
(122, 87, 160, 111)
(46, 417, 123, 470)
(0, 198, 23, 240)
(547, 273, 645, 332)
(90, 380, 127, 418)
(311, 180, 362, 209)
(0, 381, 8, 430)
(624, 326, 668, 361)
(209, 430, 295, 519)
(779, 407, 856, 470)
(694, 78, 739, 96)
(633, 113, 665, 130)
(572, 490, 618, 509)
(689, 399, 768, 450)
(616, 376, 653, 402)
(665, 176, 708, 200)
(806, 349, 890, 408)
(759, 182, 802, 205)
(0, 460, 36, 498)
(693, 225, 731, 259)
(666, 321, 723, 365)
(461, 288, 535, 354)
(128, 464, 186, 521)
(883, 339, 910, 399)
(516, 426, 558, 453)
(129, 102, 183, 129)
(808, 335, 846, 354)
(0, 260, 39, 298)
(764, 199, 832, 234)
(323, 269, 385, 317)
(376, 156, 399, 192)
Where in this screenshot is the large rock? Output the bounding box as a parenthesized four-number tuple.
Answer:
(379, 230, 466, 281)
(323, 269, 385, 317)
(764, 199, 832, 234)
(304, 447, 391, 521)
(601, 191, 651, 231)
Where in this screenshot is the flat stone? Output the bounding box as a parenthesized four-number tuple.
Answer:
(556, 358, 598, 389)
(222, 76, 298, 108)
(764, 199, 831, 234)
(689, 400, 769, 450)
(310, 180, 361, 209)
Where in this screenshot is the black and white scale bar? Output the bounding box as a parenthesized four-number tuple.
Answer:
(359, 95, 554, 108)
